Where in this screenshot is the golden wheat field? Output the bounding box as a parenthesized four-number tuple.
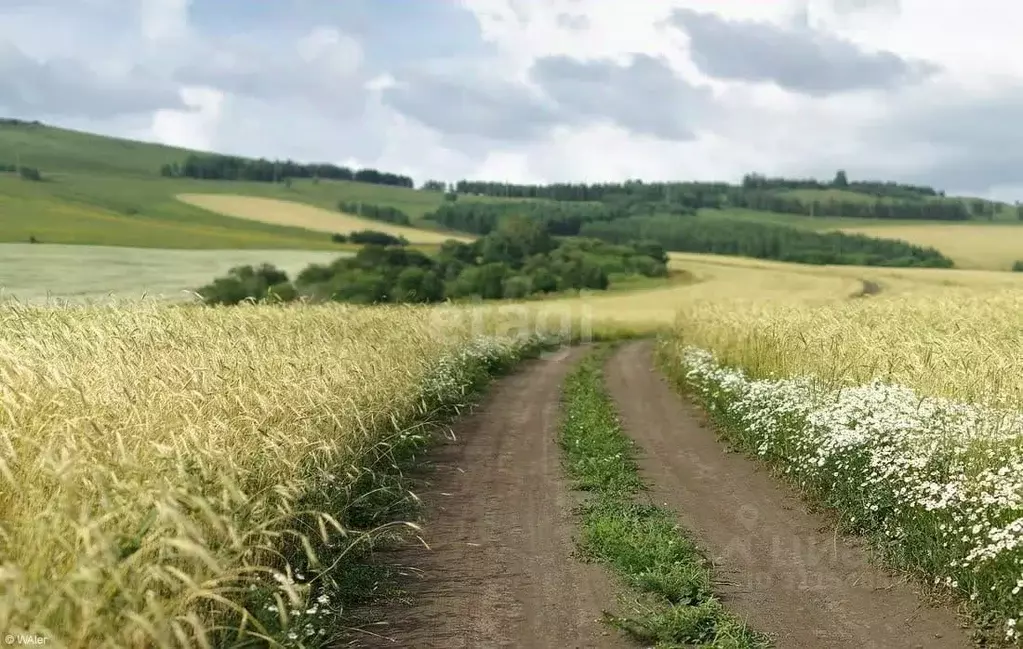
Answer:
(661, 253, 1023, 406)
(0, 302, 579, 647)
(177, 194, 472, 244)
(7, 252, 1023, 646)
(834, 223, 1023, 271)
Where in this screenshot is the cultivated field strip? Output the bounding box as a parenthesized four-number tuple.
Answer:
(176, 194, 471, 244)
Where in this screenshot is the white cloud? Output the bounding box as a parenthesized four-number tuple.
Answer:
(151, 86, 224, 151)
(139, 0, 191, 45)
(1, 0, 1023, 197)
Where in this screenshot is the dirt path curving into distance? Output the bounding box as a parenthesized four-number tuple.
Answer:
(349, 347, 625, 649)
(604, 340, 971, 649)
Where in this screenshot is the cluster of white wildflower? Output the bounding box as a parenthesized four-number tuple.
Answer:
(243, 571, 337, 648)
(676, 345, 1023, 643)
(421, 332, 564, 404)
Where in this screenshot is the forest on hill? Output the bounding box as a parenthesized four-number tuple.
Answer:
(159, 153, 414, 188)
(422, 201, 953, 268)
(582, 216, 954, 268)
(451, 171, 1017, 222)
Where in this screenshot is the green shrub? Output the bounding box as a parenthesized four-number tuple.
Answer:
(339, 202, 411, 226)
(198, 264, 295, 305)
(18, 166, 42, 181)
(348, 230, 409, 246)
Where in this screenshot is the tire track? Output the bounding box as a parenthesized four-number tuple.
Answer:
(349, 347, 625, 649)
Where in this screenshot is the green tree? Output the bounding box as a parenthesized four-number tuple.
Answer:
(393, 267, 444, 303)
(832, 170, 849, 188)
(480, 215, 553, 266)
(501, 275, 534, 299)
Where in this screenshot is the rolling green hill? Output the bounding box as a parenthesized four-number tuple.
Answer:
(3, 119, 1023, 271)
(0, 119, 191, 177)
(0, 120, 493, 249)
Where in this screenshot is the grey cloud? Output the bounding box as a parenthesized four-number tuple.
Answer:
(669, 9, 936, 95)
(830, 0, 901, 14)
(875, 89, 1023, 193)
(530, 54, 711, 140)
(0, 41, 185, 119)
(381, 65, 562, 142)
(556, 13, 590, 31)
(380, 54, 712, 144)
(171, 29, 368, 118)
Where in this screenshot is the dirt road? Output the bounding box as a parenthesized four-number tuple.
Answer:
(350, 348, 625, 649)
(604, 341, 970, 649)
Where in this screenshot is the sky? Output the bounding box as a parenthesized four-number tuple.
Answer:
(1, 0, 1021, 199)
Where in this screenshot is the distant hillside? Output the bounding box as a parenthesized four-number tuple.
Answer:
(1, 119, 1020, 270)
(452, 172, 1019, 223)
(0, 119, 193, 177)
(0, 119, 497, 249)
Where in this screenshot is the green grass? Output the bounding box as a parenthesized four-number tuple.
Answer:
(0, 121, 507, 249)
(0, 120, 192, 176)
(559, 346, 768, 648)
(0, 243, 348, 303)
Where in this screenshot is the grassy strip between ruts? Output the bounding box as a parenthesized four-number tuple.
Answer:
(558, 345, 770, 648)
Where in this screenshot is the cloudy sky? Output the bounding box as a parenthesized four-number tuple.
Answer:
(1, 0, 1020, 198)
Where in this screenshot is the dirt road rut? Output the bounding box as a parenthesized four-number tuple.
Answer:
(352, 348, 624, 649)
(605, 340, 970, 649)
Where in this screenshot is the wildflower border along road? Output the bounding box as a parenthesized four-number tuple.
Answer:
(657, 339, 1022, 647)
(558, 345, 769, 647)
(605, 340, 973, 648)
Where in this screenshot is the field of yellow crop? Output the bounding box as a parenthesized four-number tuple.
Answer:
(834, 223, 1023, 271)
(177, 194, 472, 244)
(663, 253, 1023, 405)
(7, 249, 1023, 646)
(657, 254, 1023, 643)
(0, 302, 571, 647)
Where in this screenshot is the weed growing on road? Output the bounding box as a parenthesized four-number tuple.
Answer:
(662, 342, 1023, 646)
(559, 346, 769, 648)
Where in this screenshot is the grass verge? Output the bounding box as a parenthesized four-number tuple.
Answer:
(558, 345, 769, 648)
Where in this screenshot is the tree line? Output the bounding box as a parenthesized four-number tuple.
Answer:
(160, 154, 414, 188)
(330, 230, 409, 246)
(453, 171, 941, 204)
(453, 179, 729, 207)
(729, 190, 972, 221)
(446, 172, 1014, 222)
(338, 201, 411, 225)
(741, 171, 941, 199)
(579, 216, 954, 268)
(426, 201, 623, 237)
(198, 216, 669, 306)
